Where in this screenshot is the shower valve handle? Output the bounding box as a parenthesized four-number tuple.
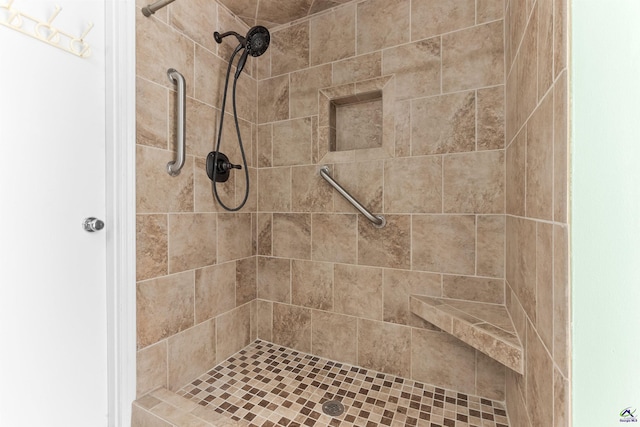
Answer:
(221, 161, 242, 171)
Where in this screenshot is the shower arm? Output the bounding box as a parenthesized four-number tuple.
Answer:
(141, 0, 177, 17)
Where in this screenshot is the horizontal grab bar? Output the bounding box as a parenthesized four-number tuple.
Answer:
(167, 68, 185, 176)
(319, 166, 386, 228)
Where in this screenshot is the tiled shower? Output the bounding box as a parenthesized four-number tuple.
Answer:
(134, 0, 570, 426)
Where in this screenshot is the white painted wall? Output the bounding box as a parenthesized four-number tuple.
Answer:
(0, 1, 134, 426)
(572, 1, 640, 425)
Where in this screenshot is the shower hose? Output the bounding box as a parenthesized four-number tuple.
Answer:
(211, 44, 250, 211)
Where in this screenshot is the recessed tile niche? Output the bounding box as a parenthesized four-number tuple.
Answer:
(332, 93, 382, 151)
(318, 76, 395, 163)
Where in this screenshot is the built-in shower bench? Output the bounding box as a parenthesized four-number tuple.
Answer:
(410, 295, 524, 374)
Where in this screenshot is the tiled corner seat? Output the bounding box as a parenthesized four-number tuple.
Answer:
(410, 295, 524, 374)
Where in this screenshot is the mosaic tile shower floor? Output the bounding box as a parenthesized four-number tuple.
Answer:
(177, 340, 510, 427)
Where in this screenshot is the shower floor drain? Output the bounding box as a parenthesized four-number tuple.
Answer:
(322, 400, 345, 417)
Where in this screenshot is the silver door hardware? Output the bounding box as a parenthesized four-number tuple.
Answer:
(83, 217, 104, 232)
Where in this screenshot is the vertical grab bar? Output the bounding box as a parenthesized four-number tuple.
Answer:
(167, 68, 185, 176)
(319, 166, 386, 228)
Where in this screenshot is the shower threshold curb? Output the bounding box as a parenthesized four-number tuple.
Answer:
(410, 295, 524, 374)
(133, 387, 239, 427)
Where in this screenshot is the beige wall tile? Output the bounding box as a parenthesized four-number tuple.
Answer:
(258, 0, 313, 24)
(311, 310, 358, 364)
(272, 213, 312, 259)
(136, 146, 194, 213)
(169, 0, 217, 52)
(258, 167, 291, 211)
(525, 322, 554, 426)
(334, 161, 383, 213)
(443, 150, 504, 213)
(384, 156, 442, 213)
(506, 0, 528, 69)
(273, 118, 312, 166)
(554, 367, 570, 426)
(442, 20, 504, 93)
(411, 91, 475, 155)
(334, 264, 382, 320)
(554, 71, 569, 223)
(136, 271, 194, 349)
(236, 257, 257, 306)
(537, 0, 553, 101)
(382, 38, 441, 101)
(477, 0, 505, 23)
(136, 341, 167, 398)
(257, 299, 273, 341)
(193, 45, 226, 107)
(257, 124, 272, 168)
(412, 215, 476, 275)
(217, 213, 253, 262)
(394, 100, 411, 157)
(174, 97, 216, 159)
(167, 319, 216, 391)
(476, 352, 506, 401)
(477, 86, 505, 150)
(291, 165, 334, 212)
(309, 4, 356, 66)
(234, 166, 258, 212)
(257, 256, 291, 303)
(311, 213, 358, 264)
(442, 275, 504, 304)
(554, 0, 568, 78)
(168, 213, 217, 273)
(137, 214, 168, 281)
(356, 0, 409, 54)
(554, 225, 570, 377)
(332, 52, 381, 86)
(536, 222, 553, 351)
(257, 213, 272, 255)
(358, 215, 411, 269)
(231, 72, 258, 124)
(506, 216, 536, 323)
(411, 0, 475, 41)
(383, 269, 441, 327)
(506, 127, 526, 216)
(290, 65, 332, 119)
(358, 319, 411, 377)
(411, 329, 476, 394)
(291, 260, 333, 310)
(136, 13, 194, 91)
(194, 262, 236, 323)
(272, 303, 312, 352)
(526, 91, 553, 221)
(271, 22, 309, 76)
(510, 7, 538, 141)
(477, 214, 505, 278)
(137, 77, 168, 149)
(258, 74, 289, 124)
(216, 304, 252, 363)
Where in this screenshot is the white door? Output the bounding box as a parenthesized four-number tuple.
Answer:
(0, 1, 109, 426)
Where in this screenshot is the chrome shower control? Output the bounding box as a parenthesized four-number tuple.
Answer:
(83, 217, 105, 232)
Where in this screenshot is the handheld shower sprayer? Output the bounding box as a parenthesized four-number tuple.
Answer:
(207, 26, 270, 211)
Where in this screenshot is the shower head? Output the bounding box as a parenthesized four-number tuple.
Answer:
(213, 26, 270, 57)
(244, 26, 270, 57)
(215, 26, 270, 78)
